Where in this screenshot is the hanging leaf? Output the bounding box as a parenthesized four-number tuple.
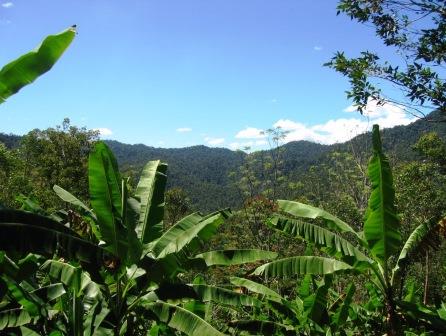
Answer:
(253, 256, 353, 278)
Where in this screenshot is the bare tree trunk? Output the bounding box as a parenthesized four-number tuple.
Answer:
(424, 251, 429, 305)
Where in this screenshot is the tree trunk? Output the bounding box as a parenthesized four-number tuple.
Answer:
(385, 288, 399, 336)
(424, 251, 429, 305)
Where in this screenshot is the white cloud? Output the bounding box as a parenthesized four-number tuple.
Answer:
(270, 98, 278, 103)
(273, 100, 416, 145)
(205, 137, 225, 146)
(235, 127, 266, 139)
(2, 2, 13, 8)
(313, 46, 323, 51)
(94, 127, 113, 136)
(176, 127, 192, 133)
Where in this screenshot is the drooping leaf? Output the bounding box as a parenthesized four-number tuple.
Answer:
(53, 185, 93, 216)
(277, 200, 357, 235)
(0, 309, 32, 329)
(0, 209, 105, 270)
(0, 27, 75, 105)
(228, 320, 295, 335)
(269, 216, 370, 264)
(191, 284, 262, 307)
(229, 277, 283, 302)
(364, 125, 401, 264)
(135, 160, 168, 244)
(145, 301, 225, 336)
(253, 256, 352, 278)
(42, 260, 101, 305)
(393, 221, 440, 280)
(31, 283, 66, 302)
(151, 210, 228, 259)
(89, 142, 127, 257)
(194, 249, 277, 266)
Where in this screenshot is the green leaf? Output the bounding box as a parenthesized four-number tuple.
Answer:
(229, 277, 283, 302)
(228, 320, 295, 335)
(146, 301, 225, 336)
(151, 211, 228, 259)
(252, 256, 353, 278)
(0, 26, 75, 105)
(303, 275, 332, 325)
(191, 284, 262, 307)
(269, 216, 370, 264)
(53, 184, 101, 240)
(277, 200, 357, 235)
(135, 160, 168, 244)
(42, 260, 101, 304)
(89, 142, 127, 257)
(0, 309, 32, 329)
(31, 283, 66, 302)
(0, 209, 105, 270)
(332, 283, 355, 328)
(364, 125, 401, 265)
(393, 221, 438, 281)
(194, 249, 277, 266)
(53, 185, 93, 215)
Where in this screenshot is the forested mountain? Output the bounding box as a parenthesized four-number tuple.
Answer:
(1, 112, 445, 211)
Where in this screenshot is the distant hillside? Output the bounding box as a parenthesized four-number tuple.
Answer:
(105, 141, 246, 211)
(0, 133, 21, 149)
(1, 111, 445, 211)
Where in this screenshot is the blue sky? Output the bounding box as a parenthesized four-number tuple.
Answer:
(0, 0, 415, 150)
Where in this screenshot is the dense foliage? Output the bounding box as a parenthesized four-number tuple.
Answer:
(1, 5, 446, 335)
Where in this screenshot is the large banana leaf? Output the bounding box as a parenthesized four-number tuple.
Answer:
(53, 184, 101, 240)
(89, 142, 127, 257)
(392, 221, 439, 281)
(229, 277, 283, 302)
(191, 284, 262, 307)
(253, 256, 353, 278)
(42, 260, 101, 304)
(194, 249, 277, 266)
(135, 160, 167, 244)
(0, 209, 105, 269)
(364, 125, 401, 265)
(0, 308, 32, 329)
(228, 320, 295, 335)
(146, 301, 225, 336)
(277, 200, 357, 235)
(0, 26, 75, 105)
(269, 216, 370, 264)
(151, 211, 228, 259)
(53, 185, 93, 216)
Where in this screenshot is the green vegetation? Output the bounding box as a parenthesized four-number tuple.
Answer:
(1, 7, 446, 336)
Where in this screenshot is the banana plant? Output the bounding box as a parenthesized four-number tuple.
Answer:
(52, 141, 278, 335)
(253, 125, 446, 335)
(0, 26, 76, 105)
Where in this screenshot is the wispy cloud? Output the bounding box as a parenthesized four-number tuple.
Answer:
(313, 46, 323, 51)
(2, 2, 13, 8)
(94, 127, 113, 136)
(176, 127, 192, 133)
(273, 100, 416, 145)
(205, 137, 225, 146)
(235, 127, 266, 139)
